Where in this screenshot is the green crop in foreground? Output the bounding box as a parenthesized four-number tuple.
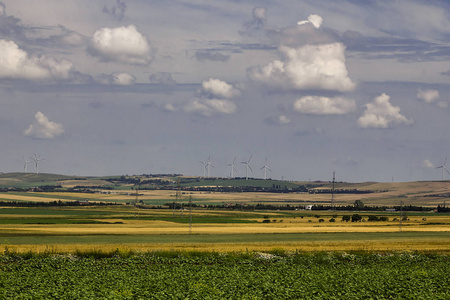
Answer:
(0, 251, 448, 299)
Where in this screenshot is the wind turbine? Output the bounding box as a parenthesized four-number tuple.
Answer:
(227, 157, 237, 178)
(205, 156, 214, 177)
(199, 160, 207, 177)
(437, 157, 450, 180)
(31, 153, 44, 174)
(23, 157, 31, 173)
(241, 155, 253, 180)
(260, 158, 272, 180)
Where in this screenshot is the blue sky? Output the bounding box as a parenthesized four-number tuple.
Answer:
(1, 0, 450, 182)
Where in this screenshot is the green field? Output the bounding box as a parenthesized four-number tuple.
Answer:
(0, 251, 448, 299)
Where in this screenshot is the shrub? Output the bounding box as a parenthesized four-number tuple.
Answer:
(351, 214, 362, 222)
(342, 215, 351, 222)
(368, 215, 379, 221)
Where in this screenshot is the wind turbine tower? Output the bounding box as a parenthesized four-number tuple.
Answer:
(23, 158, 31, 173)
(31, 154, 44, 174)
(199, 160, 207, 177)
(260, 158, 272, 180)
(437, 158, 450, 180)
(241, 155, 253, 180)
(227, 157, 237, 178)
(205, 156, 214, 177)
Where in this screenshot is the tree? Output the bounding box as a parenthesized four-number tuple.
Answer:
(342, 215, 351, 222)
(354, 200, 364, 210)
(351, 214, 362, 222)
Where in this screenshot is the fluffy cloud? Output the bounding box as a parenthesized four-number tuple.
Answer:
(294, 96, 356, 115)
(88, 25, 152, 65)
(278, 115, 291, 124)
(297, 14, 323, 29)
(248, 43, 355, 92)
(96, 72, 136, 85)
(183, 99, 236, 116)
(357, 93, 413, 129)
(417, 88, 439, 103)
(0, 39, 78, 81)
(423, 159, 435, 169)
(200, 78, 240, 99)
(23, 112, 64, 139)
(184, 78, 239, 116)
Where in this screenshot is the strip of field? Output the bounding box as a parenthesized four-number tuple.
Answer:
(1, 232, 448, 254)
(0, 205, 448, 253)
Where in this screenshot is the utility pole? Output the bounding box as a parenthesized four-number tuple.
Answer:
(174, 179, 181, 217)
(399, 201, 403, 232)
(331, 171, 336, 210)
(189, 195, 193, 235)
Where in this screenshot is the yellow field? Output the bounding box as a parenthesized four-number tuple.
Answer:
(1, 179, 449, 253)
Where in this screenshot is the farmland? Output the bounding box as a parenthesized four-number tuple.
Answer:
(0, 173, 449, 298)
(0, 251, 448, 299)
(0, 173, 449, 253)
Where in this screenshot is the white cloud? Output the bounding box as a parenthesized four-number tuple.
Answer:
(0, 39, 81, 81)
(37, 56, 76, 80)
(200, 78, 240, 99)
(164, 103, 176, 112)
(294, 96, 355, 115)
(0, 39, 51, 80)
(357, 93, 413, 129)
(248, 43, 355, 92)
(423, 159, 435, 169)
(184, 78, 239, 117)
(97, 72, 136, 85)
(437, 101, 448, 109)
(252, 7, 266, 24)
(297, 14, 323, 29)
(417, 88, 439, 103)
(23, 112, 64, 139)
(88, 25, 152, 65)
(183, 99, 236, 117)
(278, 115, 291, 124)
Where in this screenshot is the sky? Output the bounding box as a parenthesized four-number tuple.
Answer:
(1, 0, 450, 182)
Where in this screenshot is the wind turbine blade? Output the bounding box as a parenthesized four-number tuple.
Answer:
(248, 155, 252, 163)
(444, 166, 450, 175)
(248, 165, 253, 172)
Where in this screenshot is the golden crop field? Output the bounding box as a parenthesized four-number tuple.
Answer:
(0, 205, 448, 254)
(0, 176, 449, 254)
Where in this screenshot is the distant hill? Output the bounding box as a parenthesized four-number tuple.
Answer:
(1, 173, 450, 201)
(0, 173, 83, 188)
